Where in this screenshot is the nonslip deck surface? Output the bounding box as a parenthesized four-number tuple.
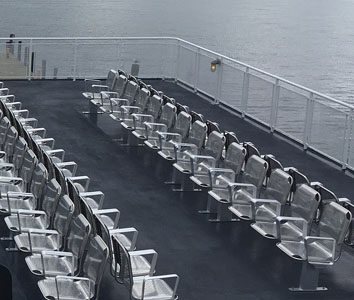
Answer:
(2, 79, 354, 300)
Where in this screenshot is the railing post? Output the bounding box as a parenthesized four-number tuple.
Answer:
(73, 39, 78, 81)
(270, 79, 280, 132)
(215, 57, 223, 104)
(342, 108, 353, 170)
(303, 92, 314, 150)
(193, 48, 200, 93)
(175, 40, 180, 83)
(241, 67, 250, 118)
(27, 39, 33, 81)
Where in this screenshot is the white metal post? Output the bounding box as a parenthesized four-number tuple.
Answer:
(27, 39, 33, 81)
(215, 57, 223, 104)
(175, 40, 180, 83)
(193, 48, 200, 93)
(241, 67, 250, 118)
(73, 39, 78, 81)
(270, 79, 280, 132)
(342, 108, 354, 169)
(303, 92, 314, 150)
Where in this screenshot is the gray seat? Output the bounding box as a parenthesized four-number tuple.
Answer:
(14, 194, 74, 252)
(207, 155, 268, 221)
(0, 161, 47, 214)
(96, 215, 154, 278)
(0, 126, 18, 164)
(0, 116, 11, 150)
(277, 201, 351, 291)
(173, 131, 226, 192)
(37, 235, 109, 300)
(250, 184, 320, 239)
(105, 79, 139, 115)
(82, 69, 117, 101)
(113, 236, 179, 300)
(25, 214, 91, 277)
(155, 111, 192, 155)
(4, 178, 61, 233)
(228, 168, 292, 221)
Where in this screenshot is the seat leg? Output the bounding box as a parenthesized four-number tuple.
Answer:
(289, 261, 327, 292)
(173, 172, 194, 192)
(209, 200, 239, 222)
(165, 168, 181, 186)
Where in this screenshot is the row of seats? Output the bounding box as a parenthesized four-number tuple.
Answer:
(0, 83, 179, 300)
(83, 70, 354, 292)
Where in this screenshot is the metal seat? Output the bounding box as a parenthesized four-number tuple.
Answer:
(113, 236, 179, 300)
(207, 155, 268, 221)
(174, 131, 226, 191)
(25, 213, 91, 277)
(277, 201, 351, 291)
(37, 235, 109, 300)
(106, 79, 139, 116)
(4, 178, 61, 233)
(96, 216, 153, 278)
(228, 168, 292, 221)
(250, 184, 320, 239)
(0, 126, 18, 164)
(0, 116, 11, 150)
(13, 194, 74, 252)
(157, 111, 192, 158)
(0, 161, 46, 214)
(82, 69, 117, 101)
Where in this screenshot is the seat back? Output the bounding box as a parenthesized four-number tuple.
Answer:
(176, 103, 190, 114)
(191, 111, 204, 123)
(186, 120, 207, 150)
(317, 202, 352, 260)
(66, 214, 91, 268)
(224, 131, 240, 150)
(288, 168, 310, 194)
(123, 80, 139, 105)
(12, 136, 27, 173)
(105, 69, 117, 90)
(112, 74, 128, 97)
(241, 155, 268, 191)
(173, 111, 191, 140)
(135, 87, 150, 111)
(202, 131, 226, 162)
(82, 235, 109, 299)
(290, 184, 320, 225)
(162, 95, 175, 105)
(206, 120, 221, 134)
(159, 103, 177, 129)
(29, 163, 48, 202)
(0, 116, 11, 147)
(52, 195, 75, 243)
(264, 155, 283, 179)
(146, 95, 163, 120)
(66, 178, 81, 217)
(4, 126, 18, 160)
(243, 142, 260, 162)
(260, 169, 292, 206)
(41, 179, 62, 224)
(223, 142, 246, 178)
(19, 149, 38, 189)
(79, 196, 97, 236)
(112, 236, 133, 291)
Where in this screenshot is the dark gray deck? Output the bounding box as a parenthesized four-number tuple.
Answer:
(2, 79, 354, 300)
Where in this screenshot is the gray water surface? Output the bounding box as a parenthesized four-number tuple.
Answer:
(1, 0, 354, 103)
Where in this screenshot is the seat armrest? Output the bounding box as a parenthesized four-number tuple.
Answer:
(249, 198, 281, 222)
(36, 138, 55, 149)
(0, 163, 15, 172)
(0, 94, 15, 102)
(80, 191, 104, 210)
(27, 128, 46, 138)
(67, 176, 90, 191)
(0, 88, 9, 95)
(304, 236, 336, 265)
(276, 216, 308, 241)
(41, 251, 75, 276)
(92, 85, 109, 93)
(57, 161, 77, 176)
(46, 149, 65, 162)
(0, 151, 6, 159)
(110, 227, 138, 251)
(94, 208, 120, 228)
(55, 276, 91, 298)
(21, 118, 38, 128)
(0, 176, 23, 185)
(17, 209, 47, 232)
(27, 229, 59, 252)
(173, 143, 198, 162)
(209, 168, 235, 189)
(130, 249, 158, 276)
(229, 182, 257, 201)
(142, 274, 179, 300)
(110, 97, 129, 106)
(189, 155, 216, 174)
(13, 109, 30, 118)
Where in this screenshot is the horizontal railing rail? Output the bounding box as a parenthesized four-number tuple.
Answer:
(0, 36, 353, 170)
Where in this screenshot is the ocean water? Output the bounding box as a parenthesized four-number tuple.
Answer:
(1, 0, 354, 103)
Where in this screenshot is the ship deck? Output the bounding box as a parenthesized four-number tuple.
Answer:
(2, 79, 354, 300)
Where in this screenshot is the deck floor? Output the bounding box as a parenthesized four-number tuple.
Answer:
(2, 79, 354, 300)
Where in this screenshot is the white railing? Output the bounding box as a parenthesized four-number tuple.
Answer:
(0, 37, 353, 170)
